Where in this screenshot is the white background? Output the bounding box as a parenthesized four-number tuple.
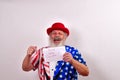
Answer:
(0, 0, 120, 80)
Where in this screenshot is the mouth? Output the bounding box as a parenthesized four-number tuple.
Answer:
(53, 37, 61, 42)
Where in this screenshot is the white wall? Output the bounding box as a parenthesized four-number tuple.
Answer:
(0, 0, 120, 80)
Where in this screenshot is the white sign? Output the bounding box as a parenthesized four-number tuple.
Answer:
(43, 46, 66, 62)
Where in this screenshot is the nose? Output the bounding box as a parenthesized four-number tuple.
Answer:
(56, 33, 60, 36)
(54, 33, 60, 36)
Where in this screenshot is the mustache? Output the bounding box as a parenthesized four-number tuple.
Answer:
(54, 37, 62, 41)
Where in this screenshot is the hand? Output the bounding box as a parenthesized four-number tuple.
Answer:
(63, 52, 74, 63)
(27, 46, 37, 56)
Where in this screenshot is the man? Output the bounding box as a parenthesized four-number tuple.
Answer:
(22, 22, 89, 80)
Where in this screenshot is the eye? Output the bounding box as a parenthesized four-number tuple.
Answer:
(58, 32, 64, 35)
(58, 33, 62, 35)
(51, 32, 57, 35)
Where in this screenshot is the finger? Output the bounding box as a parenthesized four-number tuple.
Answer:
(63, 53, 72, 58)
(63, 52, 69, 56)
(27, 46, 37, 55)
(63, 57, 71, 62)
(30, 46, 37, 51)
(34, 46, 37, 51)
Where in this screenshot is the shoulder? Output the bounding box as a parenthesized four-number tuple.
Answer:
(65, 45, 79, 52)
(65, 45, 75, 49)
(39, 46, 50, 50)
(35, 46, 49, 54)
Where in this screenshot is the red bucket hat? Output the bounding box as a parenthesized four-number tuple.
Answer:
(47, 22, 70, 36)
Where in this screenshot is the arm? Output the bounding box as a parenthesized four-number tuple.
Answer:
(70, 58, 89, 76)
(63, 52, 89, 76)
(22, 46, 37, 71)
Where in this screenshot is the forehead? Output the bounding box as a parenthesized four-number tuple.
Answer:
(51, 30, 65, 33)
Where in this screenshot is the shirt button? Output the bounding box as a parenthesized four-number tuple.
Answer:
(51, 69, 54, 71)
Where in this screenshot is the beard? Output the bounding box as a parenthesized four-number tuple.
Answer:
(49, 37, 66, 47)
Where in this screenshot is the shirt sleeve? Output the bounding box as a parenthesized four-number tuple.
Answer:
(73, 49, 87, 66)
(65, 46, 87, 66)
(30, 49, 40, 70)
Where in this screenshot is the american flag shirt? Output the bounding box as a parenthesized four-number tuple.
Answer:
(31, 45, 87, 80)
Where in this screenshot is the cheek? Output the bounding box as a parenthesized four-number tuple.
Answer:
(62, 36, 66, 40)
(50, 35, 55, 39)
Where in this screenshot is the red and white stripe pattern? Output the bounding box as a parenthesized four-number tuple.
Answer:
(31, 47, 50, 80)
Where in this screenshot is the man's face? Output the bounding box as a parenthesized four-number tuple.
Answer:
(49, 30, 67, 47)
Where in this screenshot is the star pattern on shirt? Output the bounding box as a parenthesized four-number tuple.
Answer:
(53, 45, 87, 80)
